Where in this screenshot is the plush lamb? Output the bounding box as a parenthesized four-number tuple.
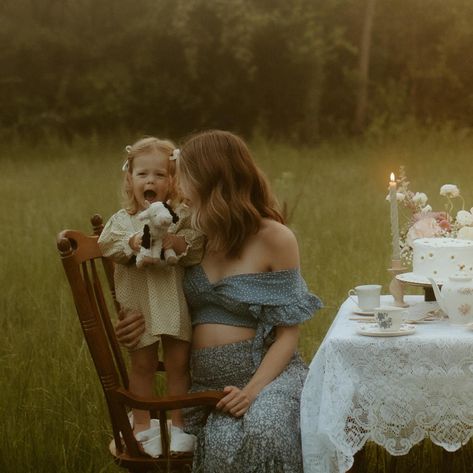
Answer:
(135, 201, 180, 268)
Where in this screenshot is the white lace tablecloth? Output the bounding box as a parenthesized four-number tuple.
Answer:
(301, 295, 473, 473)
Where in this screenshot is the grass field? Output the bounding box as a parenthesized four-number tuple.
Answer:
(2, 127, 473, 472)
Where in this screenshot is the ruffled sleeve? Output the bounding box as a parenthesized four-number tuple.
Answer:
(216, 269, 322, 366)
(98, 209, 139, 265)
(256, 271, 321, 365)
(224, 268, 322, 323)
(170, 204, 205, 267)
(248, 283, 321, 327)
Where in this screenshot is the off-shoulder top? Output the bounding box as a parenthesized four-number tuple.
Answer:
(183, 265, 322, 365)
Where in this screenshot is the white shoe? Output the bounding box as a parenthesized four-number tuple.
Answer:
(170, 425, 196, 453)
(135, 425, 162, 458)
(125, 412, 162, 457)
(127, 412, 160, 429)
(110, 421, 162, 458)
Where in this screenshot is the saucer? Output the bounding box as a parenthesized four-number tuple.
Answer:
(352, 309, 375, 316)
(356, 323, 416, 337)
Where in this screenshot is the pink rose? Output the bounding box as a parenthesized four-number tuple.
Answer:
(413, 211, 447, 223)
(438, 219, 451, 231)
(406, 217, 442, 247)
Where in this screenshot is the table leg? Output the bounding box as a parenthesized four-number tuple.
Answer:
(424, 286, 435, 302)
(347, 447, 366, 473)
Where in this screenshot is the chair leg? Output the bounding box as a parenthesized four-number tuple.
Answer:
(126, 464, 192, 473)
(126, 466, 155, 473)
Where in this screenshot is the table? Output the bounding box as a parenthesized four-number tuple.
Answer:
(301, 295, 473, 473)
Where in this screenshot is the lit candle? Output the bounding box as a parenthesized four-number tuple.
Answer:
(389, 172, 401, 260)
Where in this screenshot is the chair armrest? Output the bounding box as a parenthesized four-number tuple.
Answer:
(114, 388, 224, 411)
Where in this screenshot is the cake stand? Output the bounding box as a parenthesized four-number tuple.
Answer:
(388, 260, 409, 307)
(395, 272, 442, 302)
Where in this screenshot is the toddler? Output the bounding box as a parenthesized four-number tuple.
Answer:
(98, 137, 203, 456)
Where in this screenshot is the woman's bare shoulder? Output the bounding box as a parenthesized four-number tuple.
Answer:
(259, 219, 300, 270)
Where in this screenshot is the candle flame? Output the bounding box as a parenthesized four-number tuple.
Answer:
(390, 172, 395, 182)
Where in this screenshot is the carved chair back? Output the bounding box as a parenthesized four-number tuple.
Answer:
(57, 216, 222, 472)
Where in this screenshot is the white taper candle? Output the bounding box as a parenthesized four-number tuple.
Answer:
(389, 173, 401, 260)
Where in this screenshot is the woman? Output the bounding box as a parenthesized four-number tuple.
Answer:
(117, 130, 322, 472)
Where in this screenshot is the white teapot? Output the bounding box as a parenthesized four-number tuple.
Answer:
(429, 275, 473, 325)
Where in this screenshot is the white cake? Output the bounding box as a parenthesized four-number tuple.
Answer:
(412, 237, 473, 281)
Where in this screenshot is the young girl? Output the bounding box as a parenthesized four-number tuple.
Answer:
(98, 136, 203, 456)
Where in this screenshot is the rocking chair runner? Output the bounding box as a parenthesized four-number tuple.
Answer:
(57, 215, 224, 472)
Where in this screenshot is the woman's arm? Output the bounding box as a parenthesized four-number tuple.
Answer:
(217, 325, 300, 417)
(217, 222, 302, 417)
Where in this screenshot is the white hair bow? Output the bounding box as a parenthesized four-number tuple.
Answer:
(121, 145, 132, 171)
(170, 148, 180, 161)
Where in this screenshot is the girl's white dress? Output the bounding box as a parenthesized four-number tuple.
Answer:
(98, 203, 203, 349)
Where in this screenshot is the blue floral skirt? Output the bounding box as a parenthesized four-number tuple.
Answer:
(184, 338, 308, 473)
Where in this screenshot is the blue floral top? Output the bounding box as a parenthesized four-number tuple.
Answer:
(183, 265, 322, 365)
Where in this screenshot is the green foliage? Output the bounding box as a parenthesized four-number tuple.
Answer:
(0, 0, 348, 141)
(5, 0, 473, 141)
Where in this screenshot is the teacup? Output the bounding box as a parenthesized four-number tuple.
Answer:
(373, 306, 407, 331)
(348, 285, 382, 311)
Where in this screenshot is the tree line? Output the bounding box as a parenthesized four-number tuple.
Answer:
(2, 0, 473, 142)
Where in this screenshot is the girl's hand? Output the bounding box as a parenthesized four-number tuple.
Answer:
(129, 233, 142, 252)
(216, 386, 254, 417)
(162, 234, 188, 255)
(115, 308, 145, 349)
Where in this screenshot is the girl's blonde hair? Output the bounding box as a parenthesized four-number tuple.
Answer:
(122, 136, 178, 214)
(178, 130, 284, 257)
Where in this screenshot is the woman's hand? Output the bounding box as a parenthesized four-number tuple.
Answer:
(216, 385, 255, 417)
(115, 308, 145, 349)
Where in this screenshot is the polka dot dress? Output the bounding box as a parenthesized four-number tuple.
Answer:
(98, 205, 204, 349)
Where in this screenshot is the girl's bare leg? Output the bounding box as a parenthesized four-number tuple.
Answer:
(129, 342, 159, 433)
(161, 336, 191, 427)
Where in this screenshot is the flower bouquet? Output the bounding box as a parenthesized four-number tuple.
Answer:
(391, 166, 473, 265)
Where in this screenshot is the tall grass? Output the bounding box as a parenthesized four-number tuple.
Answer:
(2, 127, 473, 472)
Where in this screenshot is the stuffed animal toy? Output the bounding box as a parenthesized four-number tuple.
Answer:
(135, 201, 180, 268)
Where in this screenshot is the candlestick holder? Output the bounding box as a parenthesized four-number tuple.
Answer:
(388, 259, 409, 307)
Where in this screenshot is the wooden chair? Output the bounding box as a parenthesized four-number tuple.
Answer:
(57, 215, 223, 472)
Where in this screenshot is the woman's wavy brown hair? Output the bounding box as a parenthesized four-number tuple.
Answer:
(178, 130, 284, 257)
(122, 136, 178, 215)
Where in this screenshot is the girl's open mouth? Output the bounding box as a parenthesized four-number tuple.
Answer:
(144, 190, 157, 201)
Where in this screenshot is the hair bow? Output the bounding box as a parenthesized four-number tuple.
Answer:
(170, 148, 180, 161)
(121, 145, 132, 171)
